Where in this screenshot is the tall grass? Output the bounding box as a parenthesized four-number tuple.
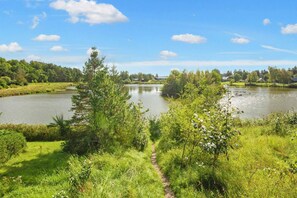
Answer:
(1, 141, 164, 198)
(156, 125, 297, 197)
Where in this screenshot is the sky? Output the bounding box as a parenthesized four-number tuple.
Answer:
(1, 0, 297, 75)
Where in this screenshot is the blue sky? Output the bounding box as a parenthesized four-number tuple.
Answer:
(1, 0, 297, 75)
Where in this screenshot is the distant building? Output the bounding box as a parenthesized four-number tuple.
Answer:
(155, 76, 168, 81)
(291, 77, 297, 82)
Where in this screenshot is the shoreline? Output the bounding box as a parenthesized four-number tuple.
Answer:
(0, 82, 75, 98)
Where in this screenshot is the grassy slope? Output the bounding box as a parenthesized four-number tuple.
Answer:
(0, 83, 74, 97)
(156, 125, 297, 197)
(0, 141, 164, 198)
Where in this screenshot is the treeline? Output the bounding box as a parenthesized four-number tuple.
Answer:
(0, 57, 82, 88)
(222, 66, 297, 84)
(118, 71, 157, 83)
(162, 69, 222, 98)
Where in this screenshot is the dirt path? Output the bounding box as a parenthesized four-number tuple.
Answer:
(151, 144, 175, 198)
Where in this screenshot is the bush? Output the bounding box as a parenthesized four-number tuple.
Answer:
(62, 128, 100, 155)
(0, 124, 61, 141)
(149, 118, 161, 142)
(0, 130, 27, 164)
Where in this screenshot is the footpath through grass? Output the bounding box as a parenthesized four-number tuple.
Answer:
(0, 82, 74, 97)
(0, 141, 164, 198)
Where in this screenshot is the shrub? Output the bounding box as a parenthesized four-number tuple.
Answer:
(62, 128, 100, 155)
(149, 118, 162, 142)
(0, 124, 61, 141)
(0, 130, 27, 164)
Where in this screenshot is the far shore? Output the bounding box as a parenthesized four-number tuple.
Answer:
(0, 82, 74, 98)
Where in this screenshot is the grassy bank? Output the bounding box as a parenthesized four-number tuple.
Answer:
(156, 124, 297, 197)
(222, 81, 297, 88)
(0, 141, 164, 198)
(0, 82, 74, 97)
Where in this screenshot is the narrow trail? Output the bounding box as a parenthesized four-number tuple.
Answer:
(151, 144, 175, 198)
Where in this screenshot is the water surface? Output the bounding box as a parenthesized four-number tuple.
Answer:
(0, 84, 168, 124)
(228, 87, 297, 119)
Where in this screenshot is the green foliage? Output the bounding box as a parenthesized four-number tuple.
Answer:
(0, 57, 82, 87)
(192, 103, 239, 170)
(0, 124, 61, 141)
(0, 130, 27, 164)
(149, 118, 162, 142)
(162, 69, 223, 98)
(62, 127, 99, 155)
(49, 114, 71, 138)
(157, 124, 297, 197)
(67, 48, 148, 154)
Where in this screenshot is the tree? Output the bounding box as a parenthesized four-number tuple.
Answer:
(68, 47, 148, 154)
(247, 71, 259, 83)
(234, 73, 241, 82)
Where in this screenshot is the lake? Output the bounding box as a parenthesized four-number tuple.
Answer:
(0, 84, 168, 124)
(228, 86, 297, 119)
(1, 85, 297, 124)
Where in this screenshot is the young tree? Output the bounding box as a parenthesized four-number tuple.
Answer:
(68, 47, 148, 154)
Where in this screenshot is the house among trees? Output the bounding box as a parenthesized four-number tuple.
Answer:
(291, 77, 297, 83)
(154, 76, 168, 81)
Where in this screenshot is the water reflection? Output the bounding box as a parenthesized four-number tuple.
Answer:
(126, 84, 169, 117)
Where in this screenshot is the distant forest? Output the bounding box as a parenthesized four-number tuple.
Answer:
(0, 57, 82, 88)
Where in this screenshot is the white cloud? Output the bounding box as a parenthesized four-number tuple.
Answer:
(231, 37, 250, 44)
(263, 18, 271, 25)
(31, 12, 47, 29)
(87, 48, 100, 56)
(281, 24, 297, 34)
(31, 16, 40, 29)
(26, 55, 41, 61)
(0, 42, 23, 52)
(261, 45, 297, 55)
(112, 59, 297, 68)
(25, 0, 45, 8)
(160, 50, 177, 59)
(34, 34, 60, 41)
(171, 33, 207, 44)
(50, 0, 128, 25)
(50, 45, 67, 51)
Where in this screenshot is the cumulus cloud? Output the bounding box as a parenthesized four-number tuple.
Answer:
(50, 0, 128, 25)
(0, 42, 23, 52)
(87, 48, 100, 56)
(231, 37, 250, 44)
(281, 24, 297, 34)
(172, 33, 207, 44)
(34, 34, 60, 41)
(160, 50, 177, 59)
(26, 55, 41, 61)
(50, 45, 67, 51)
(263, 18, 271, 25)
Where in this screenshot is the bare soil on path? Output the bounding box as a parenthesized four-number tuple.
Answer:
(151, 144, 175, 198)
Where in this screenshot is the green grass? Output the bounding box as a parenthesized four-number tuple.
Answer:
(156, 125, 297, 197)
(222, 81, 297, 88)
(0, 141, 164, 198)
(0, 82, 74, 97)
